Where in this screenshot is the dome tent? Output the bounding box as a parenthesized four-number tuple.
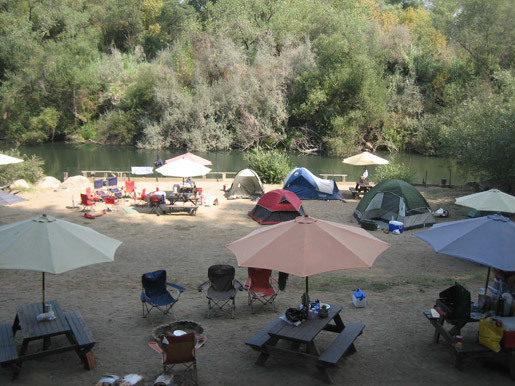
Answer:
(225, 168, 264, 200)
(354, 179, 436, 230)
(249, 189, 305, 224)
(283, 167, 342, 200)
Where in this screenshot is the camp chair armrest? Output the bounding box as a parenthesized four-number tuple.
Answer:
(235, 279, 244, 291)
(198, 280, 210, 292)
(244, 277, 251, 290)
(167, 282, 186, 293)
(271, 276, 279, 284)
(195, 336, 206, 350)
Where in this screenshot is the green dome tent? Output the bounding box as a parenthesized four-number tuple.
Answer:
(225, 168, 264, 200)
(354, 179, 436, 230)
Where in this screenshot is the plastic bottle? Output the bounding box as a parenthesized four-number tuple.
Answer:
(315, 299, 320, 313)
(503, 293, 513, 316)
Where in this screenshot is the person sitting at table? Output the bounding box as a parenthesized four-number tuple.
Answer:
(493, 268, 515, 294)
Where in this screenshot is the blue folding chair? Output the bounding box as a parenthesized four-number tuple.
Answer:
(93, 179, 104, 190)
(141, 270, 186, 319)
(107, 176, 123, 199)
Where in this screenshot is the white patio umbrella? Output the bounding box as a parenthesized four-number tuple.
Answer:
(156, 158, 211, 179)
(0, 153, 23, 165)
(455, 189, 515, 214)
(0, 214, 122, 309)
(343, 151, 389, 166)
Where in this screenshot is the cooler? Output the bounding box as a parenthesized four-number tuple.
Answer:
(389, 220, 404, 233)
(353, 288, 366, 308)
(495, 316, 515, 348)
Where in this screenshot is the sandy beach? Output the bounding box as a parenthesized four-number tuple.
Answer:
(0, 178, 511, 385)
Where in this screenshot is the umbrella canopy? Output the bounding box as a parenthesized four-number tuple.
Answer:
(343, 151, 389, 166)
(455, 189, 515, 214)
(165, 152, 213, 166)
(156, 158, 211, 178)
(0, 190, 27, 205)
(413, 214, 515, 271)
(0, 153, 23, 165)
(0, 214, 122, 307)
(226, 215, 390, 293)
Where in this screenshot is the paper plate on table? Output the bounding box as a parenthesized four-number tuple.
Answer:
(173, 330, 187, 336)
(320, 303, 331, 309)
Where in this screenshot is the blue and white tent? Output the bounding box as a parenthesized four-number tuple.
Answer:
(283, 168, 342, 200)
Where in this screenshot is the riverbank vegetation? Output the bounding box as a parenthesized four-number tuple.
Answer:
(0, 1, 513, 189)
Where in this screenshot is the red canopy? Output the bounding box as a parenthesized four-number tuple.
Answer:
(165, 152, 213, 166)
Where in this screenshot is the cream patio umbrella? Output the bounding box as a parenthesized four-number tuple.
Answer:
(0, 214, 122, 310)
(226, 215, 391, 296)
(0, 153, 23, 165)
(156, 158, 211, 183)
(455, 189, 515, 214)
(343, 151, 389, 180)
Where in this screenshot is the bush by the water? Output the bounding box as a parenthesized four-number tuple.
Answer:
(374, 159, 414, 184)
(0, 149, 44, 185)
(244, 148, 291, 184)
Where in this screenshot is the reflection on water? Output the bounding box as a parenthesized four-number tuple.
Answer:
(1, 143, 474, 185)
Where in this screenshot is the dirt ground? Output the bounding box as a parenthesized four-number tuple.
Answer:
(0, 178, 512, 385)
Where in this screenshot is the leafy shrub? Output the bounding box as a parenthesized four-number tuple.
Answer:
(244, 148, 292, 184)
(373, 157, 414, 183)
(0, 149, 44, 185)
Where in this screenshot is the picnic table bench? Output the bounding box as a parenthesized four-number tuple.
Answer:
(349, 187, 366, 198)
(64, 311, 96, 369)
(165, 205, 198, 216)
(0, 323, 19, 376)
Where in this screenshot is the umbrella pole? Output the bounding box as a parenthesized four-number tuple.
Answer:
(42, 272, 45, 311)
(484, 267, 491, 296)
(306, 276, 309, 295)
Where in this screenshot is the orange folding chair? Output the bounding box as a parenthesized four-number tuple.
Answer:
(244, 267, 279, 313)
(124, 180, 136, 198)
(80, 193, 96, 211)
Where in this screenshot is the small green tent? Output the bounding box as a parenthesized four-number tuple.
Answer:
(354, 179, 436, 230)
(225, 168, 264, 200)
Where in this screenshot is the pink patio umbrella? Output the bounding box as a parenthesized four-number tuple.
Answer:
(165, 152, 213, 166)
(226, 215, 391, 295)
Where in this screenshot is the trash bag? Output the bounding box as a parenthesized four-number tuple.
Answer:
(479, 317, 503, 352)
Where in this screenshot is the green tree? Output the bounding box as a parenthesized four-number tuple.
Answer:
(244, 147, 291, 184)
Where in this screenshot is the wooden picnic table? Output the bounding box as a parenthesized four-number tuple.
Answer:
(0, 300, 95, 378)
(423, 310, 515, 378)
(246, 304, 364, 384)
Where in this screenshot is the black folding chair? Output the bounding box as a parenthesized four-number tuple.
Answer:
(198, 265, 243, 318)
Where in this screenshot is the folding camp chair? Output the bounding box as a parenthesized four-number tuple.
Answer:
(107, 176, 123, 199)
(198, 264, 243, 318)
(141, 270, 186, 319)
(148, 332, 206, 385)
(124, 180, 136, 199)
(93, 179, 104, 190)
(244, 268, 279, 313)
(80, 193, 96, 211)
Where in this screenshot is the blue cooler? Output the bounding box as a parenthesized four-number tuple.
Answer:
(353, 288, 366, 308)
(389, 220, 404, 233)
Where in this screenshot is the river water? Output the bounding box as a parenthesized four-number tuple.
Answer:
(2, 143, 474, 185)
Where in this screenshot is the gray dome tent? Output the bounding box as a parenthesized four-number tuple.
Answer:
(354, 179, 436, 230)
(225, 168, 265, 200)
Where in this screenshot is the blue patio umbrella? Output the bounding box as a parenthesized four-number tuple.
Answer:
(414, 214, 515, 291)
